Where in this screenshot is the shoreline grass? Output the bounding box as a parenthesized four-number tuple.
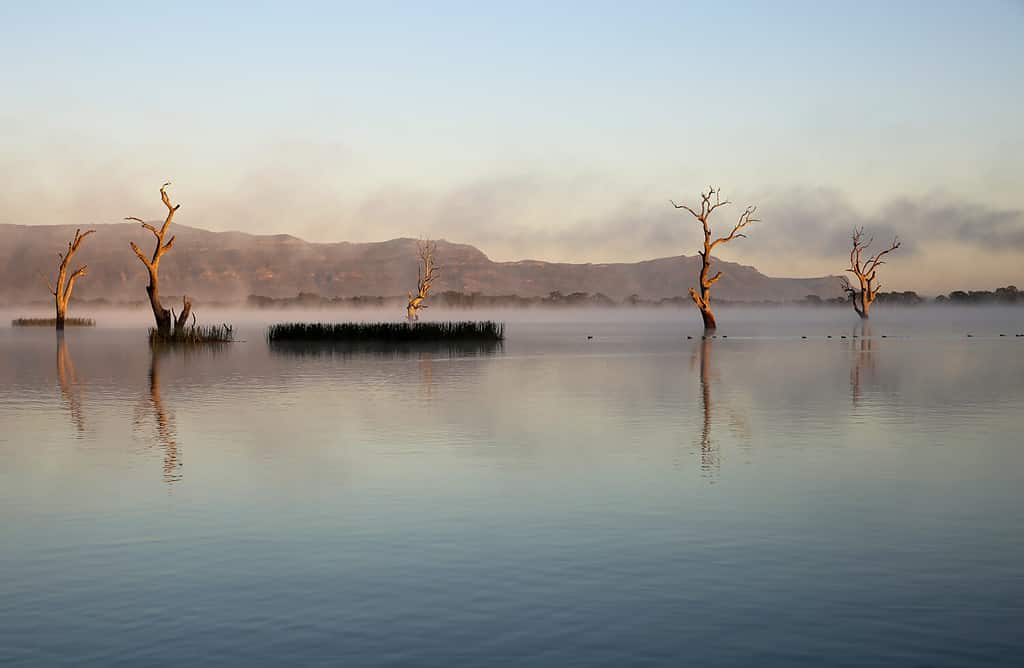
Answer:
(12, 317, 96, 327)
(149, 323, 235, 345)
(267, 321, 505, 344)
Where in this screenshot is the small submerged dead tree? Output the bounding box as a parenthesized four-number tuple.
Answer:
(44, 228, 95, 330)
(407, 239, 439, 321)
(840, 227, 901, 320)
(672, 187, 759, 330)
(128, 183, 191, 337)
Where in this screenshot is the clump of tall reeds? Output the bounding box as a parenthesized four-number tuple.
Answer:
(149, 323, 234, 345)
(12, 317, 95, 327)
(266, 321, 505, 343)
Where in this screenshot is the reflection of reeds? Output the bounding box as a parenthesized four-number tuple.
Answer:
(56, 333, 85, 433)
(268, 339, 504, 358)
(15, 317, 95, 327)
(267, 321, 505, 343)
(148, 323, 234, 345)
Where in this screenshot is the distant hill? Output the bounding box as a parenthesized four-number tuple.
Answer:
(0, 223, 843, 305)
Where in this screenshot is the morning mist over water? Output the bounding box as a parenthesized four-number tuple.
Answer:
(3, 1, 1024, 666)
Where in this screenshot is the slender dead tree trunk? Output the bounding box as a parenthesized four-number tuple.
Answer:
(128, 183, 191, 336)
(407, 240, 439, 321)
(841, 227, 900, 320)
(671, 187, 759, 331)
(44, 228, 95, 330)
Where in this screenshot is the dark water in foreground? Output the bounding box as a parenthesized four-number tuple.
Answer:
(2, 307, 1023, 667)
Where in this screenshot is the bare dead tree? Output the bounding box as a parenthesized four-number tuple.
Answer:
(671, 187, 759, 330)
(407, 240, 439, 321)
(43, 228, 95, 330)
(128, 183, 191, 336)
(841, 227, 901, 319)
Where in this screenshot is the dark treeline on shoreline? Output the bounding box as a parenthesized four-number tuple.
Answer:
(5, 286, 1021, 311)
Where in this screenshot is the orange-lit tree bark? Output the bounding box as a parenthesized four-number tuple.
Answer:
(127, 183, 191, 336)
(841, 227, 901, 320)
(44, 228, 95, 330)
(671, 187, 759, 330)
(407, 240, 438, 321)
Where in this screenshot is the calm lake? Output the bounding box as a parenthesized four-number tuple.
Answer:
(2, 306, 1023, 667)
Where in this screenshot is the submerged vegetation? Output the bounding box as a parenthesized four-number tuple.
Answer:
(13, 317, 96, 327)
(267, 321, 505, 343)
(149, 323, 234, 345)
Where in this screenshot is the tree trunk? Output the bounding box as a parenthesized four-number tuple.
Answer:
(699, 304, 717, 329)
(147, 283, 172, 336)
(858, 279, 871, 319)
(173, 296, 192, 334)
(690, 254, 718, 332)
(55, 296, 66, 331)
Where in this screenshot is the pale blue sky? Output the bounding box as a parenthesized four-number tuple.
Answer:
(1, 1, 1022, 290)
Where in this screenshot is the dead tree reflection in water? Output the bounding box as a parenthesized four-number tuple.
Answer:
(419, 352, 434, 403)
(56, 333, 85, 433)
(139, 348, 182, 484)
(693, 337, 720, 477)
(850, 323, 875, 407)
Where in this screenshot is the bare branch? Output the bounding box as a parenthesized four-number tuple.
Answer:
(64, 266, 88, 303)
(160, 183, 179, 213)
(710, 206, 759, 250)
(40, 271, 57, 296)
(670, 200, 702, 219)
(130, 241, 153, 269)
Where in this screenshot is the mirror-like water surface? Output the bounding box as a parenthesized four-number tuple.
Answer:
(2, 307, 1022, 666)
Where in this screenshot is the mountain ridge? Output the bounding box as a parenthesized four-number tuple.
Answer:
(0, 223, 844, 305)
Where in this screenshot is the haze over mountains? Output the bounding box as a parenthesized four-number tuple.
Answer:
(0, 223, 843, 306)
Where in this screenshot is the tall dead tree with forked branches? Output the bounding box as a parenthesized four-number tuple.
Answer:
(127, 183, 191, 336)
(671, 187, 759, 330)
(407, 240, 438, 321)
(44, 228, 95, 330)
(840, 227, 901, 320)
